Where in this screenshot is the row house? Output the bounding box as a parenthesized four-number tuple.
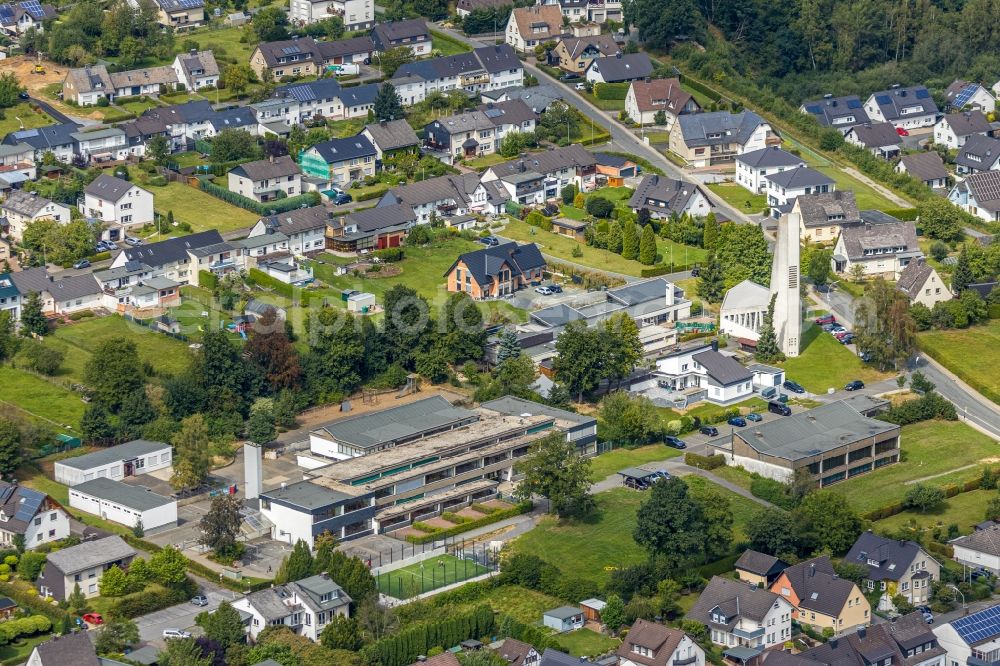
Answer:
(141, 101, 259, 151)
(0, 142, 36, 190)
(2, 122, 79, 163)
(247, 206, 331, 256)
(8, 267, 102, 317)
(72, 127, 128, 163)
(390, 44, 523, 105)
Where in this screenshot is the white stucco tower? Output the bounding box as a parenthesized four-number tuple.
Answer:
(770, 212, 802, 357)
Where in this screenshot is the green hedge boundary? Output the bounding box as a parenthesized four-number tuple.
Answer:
(685, 452, 725, 470)
(248, 268, 328, 305)
(600, 150, 665, 176)
(199, 270, 218, 290)
(198, 179, 321, 216)
(640, 261, 697, 277)
(862, 467, 993, 521)
(405, 501, 533, 544)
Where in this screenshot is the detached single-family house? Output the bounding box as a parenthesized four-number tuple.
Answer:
(669, 110, 776, 168)
(505, 5, 563, 52)
(617, 619, 705, 666)
(298, 135, 377, 188)
(234, 573, 351, 641)
(896, 152, 949, 189)
(734, 550, 788, 587)
(686, 576, 793, 658)
(735, 146, 805, 194)
(793, 190, 859, 244)
(248, 206, 331, 256)
(651, 344, 755, 405)
(896, 258, 950, 308)
(8, 267, 102, 316)
(371, 19, 431, 56)
(27, 632, 102, 666)
(844, 122, 902, 159)
(228, 155, 302, 202)
(933, 111, 992, 149)
(0, 480, 69, 550)
(542, 606, 584, 633)
(424, 111, 497, 162)
(54, 439, 173, 487)
(943, 80, 995, 112)
(477, 99, 538, 146)
(445, 241, 545, 298)
(625, 78, 699, 128)
(954, 134, 1000, 175)
(948, 170, 1000, 223)
(250, 37, 324, 81)
(832, 219, 921, 278)
(770, 556, 870, 633)
(0, 190, 71, 241)
(361, 119, 420, 160)
(37, 536, 136, 600)
(150, 0, 204, 29)
(628, 174, 713, 219)
(81, 174, 154, 241)
(551, 34, 618, 75)
(845, 531, 939, 610)
(482, 144, 598, 198)
(290, 0, 374, 30)
(934, 604, 1000, 666)
(864, 86, 939, 129)
(495, 638, 540, 666)
(764, 165, 834, 211)
(0, 0, 56, 35)
(172, 49, 220, 91)
(800, 95, 870, 133)
(585, 52, 652, 85)
(951, 523, 1000, 575)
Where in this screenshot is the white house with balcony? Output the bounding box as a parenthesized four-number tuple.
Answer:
(233, 573, 351, 642)
(227, 156, 302, 203)
(81, 174, 154, 242)
(686, 576, 793, 659)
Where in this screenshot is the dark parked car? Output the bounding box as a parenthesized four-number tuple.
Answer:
(332, 192, 353, 205)
(839, 334, 855, 344)
(768, 401, 792, 416)
(746, 413, 763, 422)
(664, 436, 687, 449)
(559, 72, 580, 80)
(822, 323, 837, 332)
(699, 425, 719, 437)
(549, 284, 563, 293)
(845, 380, 865, 391)
(690, 265, 700, 277)
(815, 314, 836, 325)
(72, 259, 90, 269)
(783, 380, 805, 394)
(727, 416, 747, 427)
(18, 91, 28, 100)
(479, 236, 500, 247)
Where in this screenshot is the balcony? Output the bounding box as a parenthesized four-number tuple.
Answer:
(674, 656, 698, 666)
(731, 627, 764, 640)
(969, 656, 1000, 666)
(209, 258, 236, 271)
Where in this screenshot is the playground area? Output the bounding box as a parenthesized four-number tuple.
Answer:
(375, 553, 492, 600)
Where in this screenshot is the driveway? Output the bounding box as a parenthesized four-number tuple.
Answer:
(135, 588, 237, 645)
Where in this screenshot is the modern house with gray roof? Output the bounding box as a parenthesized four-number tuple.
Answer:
(228, 155, 301, 203)
(27, 632, 101, 666)
(896, 152, 949, 189)
(735, 550, 788, 586)
(648, 341, 755, 406)
(954, 133, 1000, 175)
(933, 110, 992, 150)
(764, 165, 835, 211)
(584, 52, 653, 85)
(949, 170, 1000, 223)
(81, 174, 154, 239)
(669, 110, 776, 168)
(845, 532, 938, 608)
(864, 86, 939, 129)
(845, 122, 903, 158)
(628, 174, 713, 219)
(800, 95, 870, 133)
(735, 146, 806, 194)
(832, 218, 921, 278)
(686, 576, 793, 660)
(444, 241, 546, 299)
(0, 480, 69, 550)
(68, 477, 178, 532)
(724, 400, 900, 485)
(298, 135, 376, 187)
(248, 206, 331, 255)
(233, 572, 351, 641)
(37, 535, 136, 600)
(55, 439, 172, 486)
(0, 189, 71, 241)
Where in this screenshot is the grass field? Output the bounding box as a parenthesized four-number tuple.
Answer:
(375, 554, 489, 599)
(780, 137, 899, 211)
(0, 366, 85, 431)
(188, 26, 255, 66)
(777, 324, 890, 393)
(431, 30, 472, 56)
(327, 117, 367, 138)
(874, 488, 995, 537)
(685, 474, 761, 543)
(588, 444, 682, 482)
(828, 420, 1000, 514)
(447, 585, 565, 625)
(706, 183, 768, 214)
(0, 102, 55, 137)
(557, 629, 620, 657)
(144, 181, 261, 234)
(919, 321, 1000, 406)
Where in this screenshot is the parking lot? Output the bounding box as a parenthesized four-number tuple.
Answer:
(135, 589, 238, 645)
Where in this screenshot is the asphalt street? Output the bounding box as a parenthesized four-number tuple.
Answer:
(135, 588, 238, 645)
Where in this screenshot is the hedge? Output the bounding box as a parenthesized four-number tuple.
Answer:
(640, 263, 697, 277)
(359, 604, 495, 666)
(881, 208, 919, 221)
(684, 452, 726, 470)
(199, 270, 218, 290)
(117, 535, 271, 594)
(678, 74, 724, 103)
(594, 82, 630, 100)
(248, 268, 325, 305)
(927, 541, 954, 559)
(198, 179, 321, 215)
(0, 615, 51, 644)
(990, 304, 1000, 320)
(580, 131, 612, 146)
(0, 582, 69, 623)
(405, 501, 533, 544)
(108, 578, 197, 618)
(354, 184, 389, 201)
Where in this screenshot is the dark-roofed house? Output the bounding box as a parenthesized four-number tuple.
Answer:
(542, 606, 584, 632)
(798, 614, 945, 666)
(618, 619, 705, 666)
(800, 95, 870, 133)
(37, 535, 135, 600)
(232, 572, 351, 641)
(538, 649, 581, 666)
(650, 343, 754, 405)
(595, 152, 637, 187)
(896, 152, 949, 189)
(844, 122, 902, 159)
(326, 202, 415, 253)
(792, 191, 860, 244)
(845, 532, 939, 608)
(933, 110, 992, 149)
(628, 174, 713, 219)
(376, 174, 477, 223)
(151, 0, 204, 29)
(0, 0, 55, 36)
(7, 266, 101, 316)
(494, 638, 540, 666)
(68, 477, 177, 532)
(172, 49, 219, 91)
(0, 189, 71, 241)
(771, 556, 870, 633)
(551, 34, 618, 75)
(950, 169, 1000, 224)
(483, 144, 598, 199)
(0, 480, 69, 550)
(250, 37, 325, 80)
(896, 258, 950, 308)
(298, 135, 376, 187)
(864, 86, 939, 129)
(735, 146, 805, 194)
(81, 174, 154, 240)
(832, 218, 921, 277)
(725, 401, 900, 485)
(227, 155, 302, 202)
(62, 65, 115, 106)
(734, 550, 788, 587)
(424, 110, 498, 162)
(361, 119, 419, 160)
(585, 52, 653, 85)
(669, 110, 776, 168)
(625, 78, 699, 128)
(954, 134, 1000, 175)
(109, 229, 226, 283)
(686, 576, 793, 659)
(3, 122, 80, 162)
(943, 79, 995, 113)
(477, 99, 538, 145)
(371, 19, 431, 56)
(764, 165, 835, 210)
(444, 241, 545, 298)
(248, 206, 331, 255)
(27, 632, 101, 666)
(951, 523, 1000, 575)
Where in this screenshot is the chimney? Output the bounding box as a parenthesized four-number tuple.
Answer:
(616, 51, 622, 59)
(809, 563, 815, 577)
(190, 48, 197, 55)
(857, 627, 867, 640)
(830, 638, 839, 649)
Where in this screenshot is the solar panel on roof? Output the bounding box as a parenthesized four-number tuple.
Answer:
(953, 605, 1000, 644)
(13, 492, 42, 522)
(915, 88, 930, 99)
(0, 5, 15, 22)
(282, 45, 301, 55)
(847, 99, 861, 109)
(875, 94, 891, 105)
(952, 84, 976, 108)
(804, 104, 822, 114)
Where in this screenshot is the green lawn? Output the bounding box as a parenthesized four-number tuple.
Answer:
(588, 445, 682, 482)
(591, 97, 625, 111)
(187, 25, 255, 65)
(463, 153, 508, 170)
(777, 324, 891, 393)
(709, 465, 754, 491)
(781, 137, 899, 211)
(560, 205, 587, 221)
(119, 99, 160, 115)
(641, 131, 671, 144)
(144, 181, 261, 234)
(557, 629, 620, 658)
(0, 102, 55, 137)
(431, 29, 473, 56)
(503, 219, 707, 276)
(828, 420, 1000, 515)
(0, 632, 52, 666)
(375, 554, 489, 599)
(452, 585, 565, 625)
(160, 92, 204, 105)
(327, 117, 367, 138)
(685, 474, 761, 543)
(874, 488, 996, 537)
(706, 183, 768, 214)
(919, 321, 1000, 406)
(681, 82, 716, 109)
(0, 367, 85, 431)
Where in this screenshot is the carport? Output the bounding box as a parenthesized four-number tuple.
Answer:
(617, 467, 669, 490)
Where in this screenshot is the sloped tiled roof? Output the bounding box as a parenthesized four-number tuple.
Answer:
(868, 86, 938, 120)
(735, 550, 784, 576)
(587, 52, 652, 83)
(692, 350, 753, 386)
(363, 119, 419, 151)
(942, 110, 992, 137)
(764, 165, 834, 189)
(558, 34, 618, 60)
(510, 5, 562, 41)
(959, 170, 1000, 212)
(229, 155, 300, 181)
(677, 110, 767, 148)
(896, 258, 936, 300)
(840, 220, 918, 261)
(737, 146, 803, 169)
(628, 174, 708, 214)
(688, 576, 785, 627)
(844, 531, 928, 582)
(447, 242, 545, 288)
(779, 556, 857, 617)
(847, 122, 901, 148)
(617, 619, 687, 666)
(898, 152, 948, 183)
(629, 77, 694, 114)
(795, 190, 859, 228)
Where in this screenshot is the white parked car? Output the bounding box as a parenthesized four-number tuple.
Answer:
(535, 286, 553, 295)
(163, 629, 192, 640)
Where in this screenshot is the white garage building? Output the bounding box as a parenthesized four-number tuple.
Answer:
(68, 477, 178, 532)
(55, 439, 173, 487)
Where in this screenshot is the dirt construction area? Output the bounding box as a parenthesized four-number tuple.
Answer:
(0, 55, 103, 119)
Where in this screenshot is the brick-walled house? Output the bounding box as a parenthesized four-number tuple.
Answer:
(444, 241, 545, 298)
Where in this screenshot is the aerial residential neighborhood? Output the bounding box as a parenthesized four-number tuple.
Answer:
(0, 0, 994, 665)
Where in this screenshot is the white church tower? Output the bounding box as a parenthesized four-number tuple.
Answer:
(770, 212, 802, 357)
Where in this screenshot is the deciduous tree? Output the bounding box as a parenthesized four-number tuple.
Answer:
(170, 414, 210, 491)
(853, 277, 916, 370)
(200, 494, 243, 558)
(85, 337, 143, 411)
(514, 432, 594, 519)
(633, 477, 706, 572)
(745, 507, 798, 556)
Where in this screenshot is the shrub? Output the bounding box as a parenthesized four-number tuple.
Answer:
(67, 309, 95, 321)
(373, 247, 404, 263)
(198, 179, 321, 215)
(586, 196, 614, 218)
(684, 452, 725, 470)
(405, 501, 533, 544)
(199, 271, 218, 290)
(749, 475, 797, 510)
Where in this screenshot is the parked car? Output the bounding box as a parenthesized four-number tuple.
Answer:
(839, 334, 855, 344)
(190, 595, 209, 607)
(479, 236, 500, 247)
(664, 436, 687, 449)
(332, 192, 353, 205)
(18, 91, 29, 100)
(98, 240, 117, 252)
(124, 236, 142, 246)
(830, 325, 847, 334)
(575, 82, 586, 90)
(845, 380, 865, 391)
(727, 416, 747, 427)
(559, 72, 580, 80)
(815, 314, 836, 325)
(163, 629, 192, 640)
(768, 401, 792, 416)
(535, 286, 553, 295)
(699, 425, 719, 437)
(690, 265, 700, 277)
(82, 613, 103, 625)
(897, 127, 910, 136)
(834, 330, 852, 340)
(549, 284, 563, 293)
(746, 413, 763, 422)
(783, 380, 805, 394)
(822, 323, 838, 332)
(73, 259, 90, 270)
(921, 610, 934, 624)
